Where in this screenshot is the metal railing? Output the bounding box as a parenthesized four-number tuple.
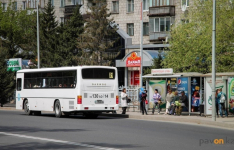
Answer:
(149, 6, 175, 16)
(149, 31, 170, 41)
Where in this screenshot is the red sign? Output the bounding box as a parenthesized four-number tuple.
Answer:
(126, 52, 141, 67)
(131, 71, 139, 85)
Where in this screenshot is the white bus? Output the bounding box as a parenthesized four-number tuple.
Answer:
(16, 66, 119, 118)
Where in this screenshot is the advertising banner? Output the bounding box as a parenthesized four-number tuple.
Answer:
(131, 71, 139, 85)
(126, 52, 141, 67)
(177, 77, 188, 97)
(7, 58, 22, 72)
(149, 80, 166, 108)
(205, 77, 226, 115)
(228, 78, 234, 114)
(191, 77, 200, 112)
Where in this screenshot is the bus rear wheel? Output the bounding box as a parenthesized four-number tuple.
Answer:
(24, 100, 32, 115)
(55, 101, 62, 118)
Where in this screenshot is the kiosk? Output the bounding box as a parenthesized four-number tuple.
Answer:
(143, 69, 204, 116)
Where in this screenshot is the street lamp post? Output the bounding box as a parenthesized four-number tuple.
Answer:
(212, 0, 216, 121)
(37, 0, 40, 69)
(140, 0, 143, 88)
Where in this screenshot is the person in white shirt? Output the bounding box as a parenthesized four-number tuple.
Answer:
(121, 88, 128, 114)
(165, 90, 174, 115)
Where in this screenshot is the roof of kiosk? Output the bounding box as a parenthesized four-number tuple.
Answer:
(143, 72, 203, 78)
(202, 72, 234, 77)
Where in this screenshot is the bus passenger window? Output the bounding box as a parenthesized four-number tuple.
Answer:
(17, 78, 22, 91)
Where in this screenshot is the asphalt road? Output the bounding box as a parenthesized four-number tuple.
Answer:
(0, 110, 233, 150)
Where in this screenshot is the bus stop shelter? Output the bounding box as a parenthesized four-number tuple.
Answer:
(202, 72, 234, 116)
(143, 69, 204, 116)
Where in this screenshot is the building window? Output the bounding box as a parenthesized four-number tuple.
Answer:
(2, 3, 7, 11)
(51, 0, 54, 6)
(127, 23, 134, 36)
(127, 0, 134, 13)
(111, 1, 119, 13)
(40, 0, 45, 8)
(72, 0, 83, 5)
(181, 0, 189, 7)
(151, 17, 171, 32)
(143, 0, 149, 10)
(60, 17, 64, 23)
(152, 0, 170, 6)
(61, 0, 65, 7)
(22, 1, 26, 10)
(143, 22, 149, 36)
(13, 2, 17, 10)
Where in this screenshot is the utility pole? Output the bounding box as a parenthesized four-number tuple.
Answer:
(37, 0, 40, 69)
(140, 0, 143, 87)
(212, 0, 216, 121)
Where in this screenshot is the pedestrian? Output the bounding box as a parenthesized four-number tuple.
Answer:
(168, 91, 179, 115)
(215, 89, 219, 117)
(217, 88, 228, 118)
(165, 90, 174, 115)
(152, 89, 162, 115)
(141, 89, 148, 115)
(176, 91, 188, 116)
(121, 88, 128, 114)
(139, 87, 144, 113)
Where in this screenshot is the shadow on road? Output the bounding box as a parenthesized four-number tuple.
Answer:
(0, 141, 143, 150)
(19, 113, 125, 120)
(0, 125, 89, 133)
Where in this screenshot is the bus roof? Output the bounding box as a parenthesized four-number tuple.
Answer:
(17, 66, 116, 73)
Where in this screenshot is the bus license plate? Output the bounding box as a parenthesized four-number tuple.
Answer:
(95, 100, 104, 104)
(90, 94, 109, 99)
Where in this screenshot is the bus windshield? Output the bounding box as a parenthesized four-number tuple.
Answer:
(82, 68, 115, 79)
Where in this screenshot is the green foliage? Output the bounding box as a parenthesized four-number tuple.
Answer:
(78, 0, 119, 66)
(56, 5, 84, 66)
(0, 47, 15, 106)
(162, 0, 234, 73)
(144, 54, 163, 75)
(0, 1, 36, 59)
(39, 1, 59, 67)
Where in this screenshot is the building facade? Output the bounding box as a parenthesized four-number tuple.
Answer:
(0, 0, 190, 86)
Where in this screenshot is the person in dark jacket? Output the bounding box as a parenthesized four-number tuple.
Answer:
(176, 91, 188, 115)
(141, 89, 148, 115)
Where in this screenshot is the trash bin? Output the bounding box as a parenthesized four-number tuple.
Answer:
(199, 104, 204, 116)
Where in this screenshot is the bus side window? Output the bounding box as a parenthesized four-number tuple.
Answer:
(17, 78, 22, 91)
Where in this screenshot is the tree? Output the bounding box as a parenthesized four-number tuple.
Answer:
(162, 0, 234, 73)
(0, 47, 15, 106)
(144, 54, 163, 75)
(78, 0, 119, 66)
(0, 2, 36, 59)
(56, 5, 84, 66)
(39, 0, 59, 67)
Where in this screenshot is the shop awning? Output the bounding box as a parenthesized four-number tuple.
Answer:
(115, 50, 164, 67)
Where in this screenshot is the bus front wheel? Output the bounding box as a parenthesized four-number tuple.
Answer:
(55, 101, 62, 118)
(24, 100, 32, 115)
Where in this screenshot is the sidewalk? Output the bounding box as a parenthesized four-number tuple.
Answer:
(1, 104, 234, 130)
(109, 107, 234, 130)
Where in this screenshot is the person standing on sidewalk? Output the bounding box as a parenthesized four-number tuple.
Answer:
(165, 90, 174, 115)
(152, 89, 162, 115)
(215, 89, 219, 117)
(141, 89, 148, 115)
(217, 88, 228, 118)
(121, 88, 128, 114)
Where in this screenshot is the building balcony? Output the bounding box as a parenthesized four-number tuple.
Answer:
(64, 5, 77, 16)
(149, 31, 170, 42)
(148, 0, 175, 17)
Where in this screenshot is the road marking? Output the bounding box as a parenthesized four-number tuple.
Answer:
(0, 132, 120, 150)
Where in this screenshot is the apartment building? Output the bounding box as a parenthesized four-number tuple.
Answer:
(0, 0, 189, 86)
